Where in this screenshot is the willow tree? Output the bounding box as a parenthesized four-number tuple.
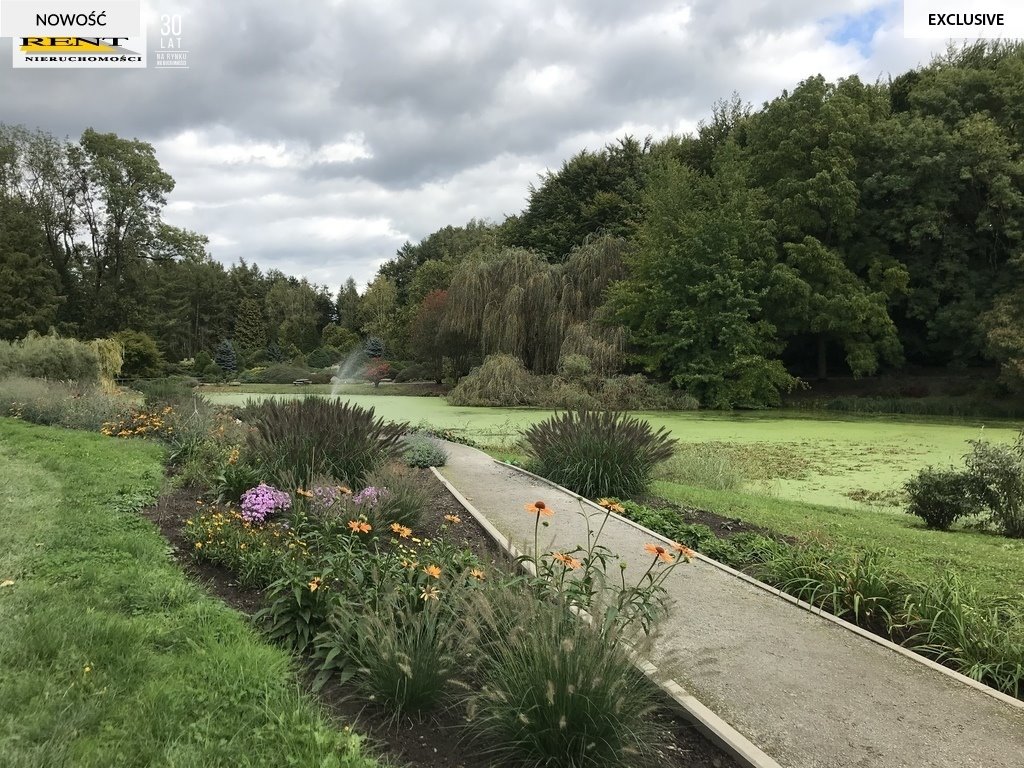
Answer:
(442, 238, 628, 374)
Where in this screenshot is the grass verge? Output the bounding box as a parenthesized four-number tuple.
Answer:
(652, 480, 1024, 603)
(0, 418, 377, 768)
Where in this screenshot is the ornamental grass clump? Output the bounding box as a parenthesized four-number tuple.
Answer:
(522, 410, 677, 499)
(465, 589, 664, 768)
(244, 397, 407, 489)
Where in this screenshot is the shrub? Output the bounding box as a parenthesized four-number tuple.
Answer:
(522, 410, 677, 499)
(113, 330, 164, 378)
(215, 339, 237, 373)
(393, 363, 432, 383)
(136, 376, 196, 406)
(258, 562, 341, 653)
(963, 435, 1024, 538)
(361, 464, 430, 528)
(466, 589, 664, 768)
(245, 397, 407, 489)
(0, 376, 131, 430)
(899, 573, 1024, 695)
(903, 467, 980, 530)
(0, 333, 100, 381)
(404, 434, 448, 467)
(448, 354, 545, 406)
(240, 363, 314, 384)
(596, 374, 698, 411)
(364, 359, 392, 387)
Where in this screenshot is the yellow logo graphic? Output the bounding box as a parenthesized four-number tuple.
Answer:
(19, 37, 130, 54)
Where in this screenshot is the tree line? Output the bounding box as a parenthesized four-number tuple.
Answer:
(2, 42, 1022, 403)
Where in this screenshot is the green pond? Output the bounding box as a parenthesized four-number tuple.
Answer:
(206, 392, 1022, 511)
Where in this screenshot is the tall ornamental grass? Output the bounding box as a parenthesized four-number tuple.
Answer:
(244, 397, 407, 489)
(522, 410, 677, 498)
(0, 376, 131, 430)
(465, 589, 664, 768)
(0, 333, 100, 381)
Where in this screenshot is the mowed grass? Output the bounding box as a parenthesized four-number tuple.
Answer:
(654, 480, 1024, 603)
(0, 418, 377, 768)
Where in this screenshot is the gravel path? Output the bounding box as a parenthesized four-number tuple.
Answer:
(436, 441, 1024, 768)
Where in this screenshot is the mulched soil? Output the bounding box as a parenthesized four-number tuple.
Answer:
(635, 493, 781, 540)
(141, 469, 738, 768)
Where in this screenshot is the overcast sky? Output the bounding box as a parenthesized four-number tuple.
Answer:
(1, 0, 949, 293)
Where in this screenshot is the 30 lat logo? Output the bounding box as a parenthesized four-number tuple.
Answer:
(155, 13, 188, 69)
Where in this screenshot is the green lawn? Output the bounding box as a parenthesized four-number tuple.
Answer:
(0, 418, 377, 768)
(657, 480, 1024, 602)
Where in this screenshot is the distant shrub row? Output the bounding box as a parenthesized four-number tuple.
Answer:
(0, 333, 102, 382)
(447, 354, 698, 411)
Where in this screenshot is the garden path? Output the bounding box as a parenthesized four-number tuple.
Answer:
(436, 440, 1024, 768)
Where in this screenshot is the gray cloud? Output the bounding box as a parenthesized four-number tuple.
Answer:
(0, 0, 946, 290)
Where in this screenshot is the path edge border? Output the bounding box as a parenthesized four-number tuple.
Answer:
(490, 459, 1024, 712)
(430, 466, 785, 768)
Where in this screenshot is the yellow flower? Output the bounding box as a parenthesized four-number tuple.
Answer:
(423, 564, 442, 579)
(308, 578, 322, 592)
(295, 487, 314, 499)
(524, 500, 554, 517)
(443, 514, 462, 524)
(597, 498, 625, 514)
(194, 541, 203, 549)
(469, 569, 485, 581)
(390, 523, 412, 538)
(420, 586, 440, 601)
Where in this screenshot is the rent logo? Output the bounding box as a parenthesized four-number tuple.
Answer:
(15, 34, 146, 66)
(3, 1, 147, 68)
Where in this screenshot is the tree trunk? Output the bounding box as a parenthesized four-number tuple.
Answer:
(817, 333, 828, 380)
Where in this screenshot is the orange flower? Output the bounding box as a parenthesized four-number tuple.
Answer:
(348, 520, 372, 534)
(295, 487, 314, 499)
(597, 498, 625, 514)
(308, 577, 322, 592)
(443, 514, 462, 524)
(423, 564, 442, 579)
(470, 568, 486, 581)
(671, 542, 695, 560)
(551, 552, 581, 570)
(644, 543, 673, 563)
(524, 500, 554, 517)
(390, 523, 412, 538)
(338, 485, 352, 495)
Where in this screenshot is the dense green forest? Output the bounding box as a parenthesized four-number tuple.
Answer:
(2, 42, 1023, 405)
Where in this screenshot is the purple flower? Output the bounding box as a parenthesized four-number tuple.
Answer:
(352, 486, 390, 507)
(240, 483, 292, 524)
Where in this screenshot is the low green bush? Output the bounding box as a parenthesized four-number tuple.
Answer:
(903, 466, 980, 530)
(240, 364, 318, 384)
(394, 362, 433, 383)
(245, 397, 407, 489)
(404, 433, 448, 467)
(0, 332, 100, 381)
(0, 376, 131, 430)
(522, 410, 677, 499)
(596, 374, 698, 411)
(136, 376, 197, 406)
(964, 435, 1024, 538)
(899, 573, 1024, 695)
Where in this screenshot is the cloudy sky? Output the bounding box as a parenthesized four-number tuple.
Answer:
(2, 0, 949, 293)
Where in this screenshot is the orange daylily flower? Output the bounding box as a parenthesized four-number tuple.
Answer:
(597, 498, 625, 513)
(671, 542, 696, 560)
(524, 500, 554, 517)
(348, 520, 372, 534)
(644, 543, 673, 563)
(551, 552, 581, 570)
(390, 523, 413, 538)
(443, 514, 462, 524)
